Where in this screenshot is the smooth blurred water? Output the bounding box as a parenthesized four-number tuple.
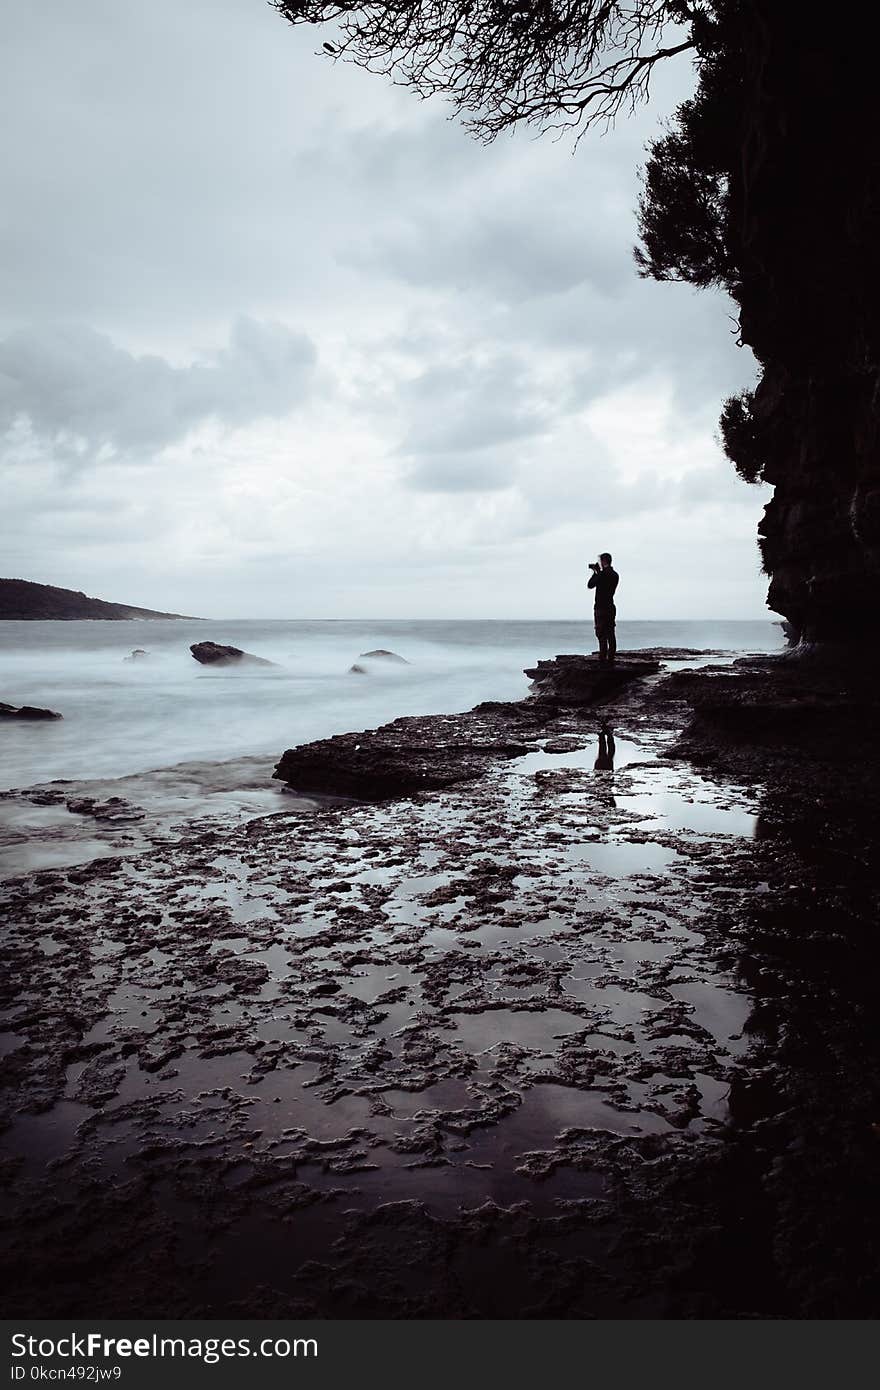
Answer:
(0, 618, 784, 789)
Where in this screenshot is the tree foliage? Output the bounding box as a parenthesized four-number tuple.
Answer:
(634, 96, 733, 289)
(634, 5, 743, 291)
(719, 389, 764, 484)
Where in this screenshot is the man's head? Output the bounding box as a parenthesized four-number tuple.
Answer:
(599, 552, 612, 568)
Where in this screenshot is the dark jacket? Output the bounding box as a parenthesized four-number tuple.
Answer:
(588, 566, 619, 609)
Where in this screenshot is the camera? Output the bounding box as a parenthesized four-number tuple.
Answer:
(589, 562, 600, 572)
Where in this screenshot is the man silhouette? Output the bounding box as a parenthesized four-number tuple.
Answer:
(587, 552, 619, 664)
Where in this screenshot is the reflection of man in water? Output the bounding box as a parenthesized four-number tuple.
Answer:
(587, 552, 619, 664)
(594, 721, 615, 771)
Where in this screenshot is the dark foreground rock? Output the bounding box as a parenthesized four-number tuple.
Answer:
(0, 701, 62, 721)
(190, 641, 275, 668)
(524, 653, 660, 703)
(274, 704, 543, 799)
(665, 649, 880, 763)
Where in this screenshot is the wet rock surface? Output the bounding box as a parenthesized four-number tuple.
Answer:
(0, 757, 309, 879)
(274, 704, 543, 801)
(1, 651, 879, 1317)
(276, 651, 662, 801)
(524, 653, 660, 702)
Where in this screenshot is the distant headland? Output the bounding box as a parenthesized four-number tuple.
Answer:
(0, 578, 201, 621)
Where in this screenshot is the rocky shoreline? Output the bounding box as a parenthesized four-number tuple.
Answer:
(272, 654, 662, 800)
(1, 648, 878, 1317)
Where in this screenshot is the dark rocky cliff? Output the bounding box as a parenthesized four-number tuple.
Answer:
(0, 578, 198, 621)
(731, 3, 880, 642)
(639, 0, 880, 644)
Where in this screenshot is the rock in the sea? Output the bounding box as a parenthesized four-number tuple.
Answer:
(358, 649, 410, 664)
(348, 664, 368, 675)
(65, 795, 145, 823)
(123, 648, 149, 662)
(190, 641, 275, 668)
(274, 705, 541, 800)
(0, 701, 63, 721)
(523, 654, 660, 704)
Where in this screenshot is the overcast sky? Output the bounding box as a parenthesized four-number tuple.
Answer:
(0, 0, 773, 619)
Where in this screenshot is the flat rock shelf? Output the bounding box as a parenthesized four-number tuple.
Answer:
(274, 652, 662, 800)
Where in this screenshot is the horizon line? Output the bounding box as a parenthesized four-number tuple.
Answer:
(171, 614, 783, 623)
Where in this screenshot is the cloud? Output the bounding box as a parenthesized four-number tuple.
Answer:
(397, 357, 551, 462)
(351, 211, 625, 303)
(0, 1, 774, 618)
(0, 317, 316, 458)
(404, 451, 519, 493)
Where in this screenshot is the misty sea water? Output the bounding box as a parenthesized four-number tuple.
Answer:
(0, 618, 784, 791)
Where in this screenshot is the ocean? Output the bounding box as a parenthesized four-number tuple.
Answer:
(1, 618, 784, 790)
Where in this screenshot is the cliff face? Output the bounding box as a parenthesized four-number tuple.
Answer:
(638, 1, 880, 642)
(0, 578, 197, 621)
(730, 3, 880, 642)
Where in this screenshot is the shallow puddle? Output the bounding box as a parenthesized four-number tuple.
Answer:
(509, 1080, 671, 1138)
(667, 981, 752, 1054)
(446, 1007, 585, 1055)
(4, 1100, 93, 1173)
(564, 840, 681, 876)
(617, 789, 757, 838)
(512, 736, 653, 777)
(378, 1078, 477, 1117)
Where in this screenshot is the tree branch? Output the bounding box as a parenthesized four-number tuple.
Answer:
(272, 2, 698, 139)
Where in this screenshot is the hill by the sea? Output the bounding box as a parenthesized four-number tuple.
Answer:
(0, 578, 200, 621)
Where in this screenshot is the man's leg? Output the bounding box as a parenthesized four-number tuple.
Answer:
(608, 623, 616, 664)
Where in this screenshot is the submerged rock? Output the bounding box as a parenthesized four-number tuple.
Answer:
(65, 795, 145, 823)
(0, 701, 63, 721)
(348, 664, 368, 675)
(123, 648, 149, 662)
(358, 649, 410, 664)
(190, 641, 275, 668)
